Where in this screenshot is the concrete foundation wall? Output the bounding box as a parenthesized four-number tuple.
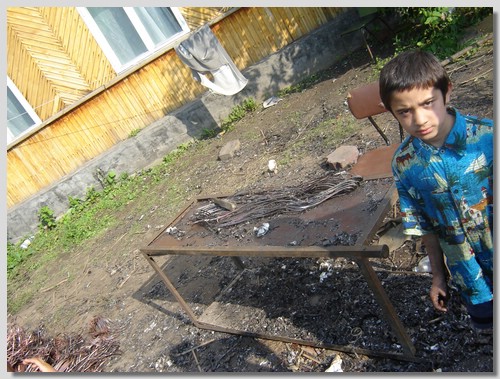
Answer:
(7, 10, 362, 242)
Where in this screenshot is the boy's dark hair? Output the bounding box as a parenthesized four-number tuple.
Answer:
(379, 50, 451, 111)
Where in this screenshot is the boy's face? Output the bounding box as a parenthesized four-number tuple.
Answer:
(389, 85, 454, 148)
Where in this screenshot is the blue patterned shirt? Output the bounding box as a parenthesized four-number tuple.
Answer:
(392, 108, 493, 305)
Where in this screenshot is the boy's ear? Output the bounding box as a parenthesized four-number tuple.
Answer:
(445, 83, 453, 103)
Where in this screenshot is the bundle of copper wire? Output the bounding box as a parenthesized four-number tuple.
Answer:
(7, 316, 121, 372)
(192, 172, 362, 228)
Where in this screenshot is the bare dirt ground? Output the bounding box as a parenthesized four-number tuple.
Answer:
(8, 28, 494, 373)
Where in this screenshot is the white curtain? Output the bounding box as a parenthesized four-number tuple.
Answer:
(87, 7, 147, 65)
(135, 8, 181, 46)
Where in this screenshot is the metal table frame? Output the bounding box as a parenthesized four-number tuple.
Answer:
(140, 184, 417, 361)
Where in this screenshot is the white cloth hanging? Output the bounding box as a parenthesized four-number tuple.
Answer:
(175, 25, 248, 96)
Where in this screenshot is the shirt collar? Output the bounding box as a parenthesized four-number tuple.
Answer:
(412, 108, 467, 160)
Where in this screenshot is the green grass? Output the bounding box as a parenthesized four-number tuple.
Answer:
(6, 144, 193, 280)
(6, 147, 194, 313)
(220, 98, 257, 132)
(7, 98, 258, 290)
(277, 74, 321, 97)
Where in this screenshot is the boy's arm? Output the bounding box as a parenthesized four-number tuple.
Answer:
(421, 233, 449, 312)
(22, 357, 57, 372)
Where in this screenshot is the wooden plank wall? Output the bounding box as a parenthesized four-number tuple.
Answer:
(7, 7, 116, 119)
(7, 7, 344, 208)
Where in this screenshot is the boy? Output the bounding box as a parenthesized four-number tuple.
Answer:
(379, 50, 493, 331)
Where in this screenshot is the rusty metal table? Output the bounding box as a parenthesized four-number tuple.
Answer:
(140, 178, 417, 361)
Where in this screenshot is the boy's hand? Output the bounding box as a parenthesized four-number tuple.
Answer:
(430, 280, 449, 312)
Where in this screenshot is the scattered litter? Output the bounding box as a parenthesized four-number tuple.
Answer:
(155, 356, 173, 372)
(144, 321, 157, 333)
(20, 236, 34, 249)
(166, 226, 178, 235)
(268, 159, 277, 173)
(413, 255, 431, 273)
(322, 231, 358, 246)
(377, 223, 411, 252)
(319, 261, 333, 271)
(166, 226, 185, 238)
(254, 222, 270, 237)
(263, 96, 282, 108)
(319, 271, 331, 283)
(427, 343, 439, 351)
(325, 354, 343, 372)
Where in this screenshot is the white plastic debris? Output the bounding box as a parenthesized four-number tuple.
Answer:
(263, 96, 282, 108)
(20, 236, 34, 249)
(268, 159, 277, 172)
(319, 261, 333, 271)
(319, 271, 330, 283)
(166, 226, 178, 235)
(413, 255, 432, 273)
(325, 354, 343, 372)
(254, 222, 270, 237)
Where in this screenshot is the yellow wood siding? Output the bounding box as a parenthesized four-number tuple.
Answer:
(178, 7, 229, 30)
(7, 7, 115, 120)
(7, 7, 344, 208)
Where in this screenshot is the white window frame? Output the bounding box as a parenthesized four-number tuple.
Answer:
(7, 76, 42, 144)
(77, 7, 189, 73)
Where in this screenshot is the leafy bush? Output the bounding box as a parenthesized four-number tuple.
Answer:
(106, 171, 117, 186)
(391, 7, 492, 59)
(370, 7, 492, 79)
(38, 206, 57, 231)
(68, 196, 85, 213)
(85, 186, 101, 204)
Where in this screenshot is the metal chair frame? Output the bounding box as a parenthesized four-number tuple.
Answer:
(347, 81, 404, 145)
(341, 8, 392, 61)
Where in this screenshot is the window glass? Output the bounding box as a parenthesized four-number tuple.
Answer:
(83, 7, 188, 71)
(7, 85, 39, 143)
(134, 7, 182, 46)
(87, 7, 147, 66)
